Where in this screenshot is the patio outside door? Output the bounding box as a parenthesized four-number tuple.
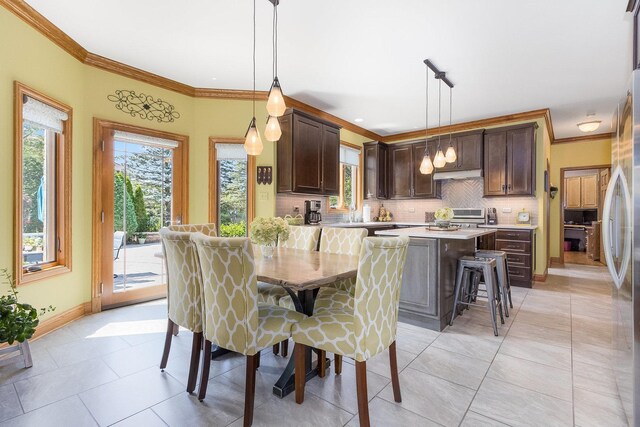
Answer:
(97, 123, 187, 309)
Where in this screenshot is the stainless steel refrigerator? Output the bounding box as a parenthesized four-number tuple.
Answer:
(603, 68, 640, 426)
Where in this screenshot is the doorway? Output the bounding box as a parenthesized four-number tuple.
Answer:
(560, 164, 610, 266)
(93, 119, 188, 310)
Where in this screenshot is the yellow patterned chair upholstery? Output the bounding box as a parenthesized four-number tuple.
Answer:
(158, 228, 206, 393)
(292, 236, 409, 427)
(168, 223, 217, 236)
(192, 234, 306, 426)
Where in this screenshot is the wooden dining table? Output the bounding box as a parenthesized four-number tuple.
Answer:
(254, 246, 359, 398)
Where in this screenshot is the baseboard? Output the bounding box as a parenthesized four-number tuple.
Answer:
(550, 257, 563, 265)
(533, 268, 548, 282)
(32, 302, 91, 340)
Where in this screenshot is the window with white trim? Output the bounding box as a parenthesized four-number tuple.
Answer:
(329, 145, 360, 211)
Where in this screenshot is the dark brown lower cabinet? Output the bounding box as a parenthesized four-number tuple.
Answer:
(495, 229, 534, 288)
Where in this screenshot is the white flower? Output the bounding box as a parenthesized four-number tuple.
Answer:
(434, 207, 454, 221)
(249, 217, 290, 245)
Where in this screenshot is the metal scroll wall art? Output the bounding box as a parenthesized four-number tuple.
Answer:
(107, 90, 181, 123)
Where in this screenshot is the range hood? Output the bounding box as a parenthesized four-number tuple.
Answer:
(433, 169, 483, 180)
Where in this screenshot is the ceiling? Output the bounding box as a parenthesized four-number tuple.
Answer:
(24, 0, 632, 139)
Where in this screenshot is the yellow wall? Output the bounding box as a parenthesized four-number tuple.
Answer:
(549, 137, 612, 260)
(0, 7, 372, 318)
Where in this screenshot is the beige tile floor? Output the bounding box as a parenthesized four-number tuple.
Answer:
(0, 263, 629, 426)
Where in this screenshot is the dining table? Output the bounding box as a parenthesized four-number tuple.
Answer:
(254, 246, 359, 398)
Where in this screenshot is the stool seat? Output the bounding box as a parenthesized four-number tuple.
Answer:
(474, 250, 513, 312)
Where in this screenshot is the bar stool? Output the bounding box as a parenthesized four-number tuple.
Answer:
(451, 256, 505, 336)
(475, 250, 513, 313)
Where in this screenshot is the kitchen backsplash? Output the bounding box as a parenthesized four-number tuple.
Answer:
(275, 178, 538, 225)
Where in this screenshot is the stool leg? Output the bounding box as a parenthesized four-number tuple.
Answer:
(504, 259, 513, 308)
(496, 262, 509, 318)
(483, 265, 499, 336)
(450, 263, 465, 326)
(494, 268, 505, 325)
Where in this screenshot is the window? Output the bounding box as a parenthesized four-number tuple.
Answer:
(15, 83, 72, 284)
(329, 144, 361, 211)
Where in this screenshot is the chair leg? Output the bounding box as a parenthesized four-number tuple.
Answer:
(281, 340, 289, 357)
(294, 343, 307, 404)
(355, 361, 370, 427)
(198, 340, 212, 401)
(318, 350, 326, 378)
(160, 319, 174, 370)
(273, 343, 280, 356)
(244, 354, 258, 427)
(389, 341, 401, 403)
(334, 354, 342, 375)
(186, 332, 202, 393)
(172, 323, 180, 336)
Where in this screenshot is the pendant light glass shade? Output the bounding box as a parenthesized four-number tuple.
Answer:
(445, 145, 457, 163)
(264, 115, 282, 141)
(420, 153, 434, 174)
(433, 148, 446, 168)
(244, 117, 263, 156)
(267, 78, 286, 117)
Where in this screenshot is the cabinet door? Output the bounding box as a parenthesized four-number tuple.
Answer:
(389, 145, 413, 198)
(564, 176, 582, 208)
(292, 115, 323, 193)
(377, 144, 388, 198)
(506, 125, 535, 195)
(363, 144, 378, 199)
(321, 125, 340, 195)
(399, 238, 438, 317)
(457, 133, 483, 170)
(276, 114, 293, 192)
(580, 174, 598, 208)
(412, 142, 437, 198)
(483, 131, 507, 196)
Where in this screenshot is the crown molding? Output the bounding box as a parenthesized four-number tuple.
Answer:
(380, 108, 552, 143)
(1, 0, 557, 143)
(553, 132, 613, 145)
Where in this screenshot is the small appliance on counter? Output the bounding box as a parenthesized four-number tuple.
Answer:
(362, 204, 372, 223)
(304, 200, 322, 225)
(487, 208, 498, 225)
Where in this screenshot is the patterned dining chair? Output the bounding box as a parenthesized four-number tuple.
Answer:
(258, 225, 320, 357)
(168, 223, 217, 236)
(192, 234, 305, 426)
(159, 228, 206, 393)
(291, 236, 410, 427)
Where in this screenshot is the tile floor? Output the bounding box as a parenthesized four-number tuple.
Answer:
(0, 263, 629, 426)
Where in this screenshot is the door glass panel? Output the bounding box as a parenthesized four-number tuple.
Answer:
(218, 158, 248, 237)
(113, 140, 172, 292)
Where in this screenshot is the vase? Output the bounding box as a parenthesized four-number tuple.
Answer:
(435, 220, 450, 228)
(260, 243, 275, 259)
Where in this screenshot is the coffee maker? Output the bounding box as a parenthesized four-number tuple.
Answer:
(304, 200, 322, 224)
(487, 207, 498, 225)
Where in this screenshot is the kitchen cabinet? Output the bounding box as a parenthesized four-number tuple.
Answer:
(495, 228, 534, 288)
(483, 123, 536, 196)
(586, 223, 601, 261)
(477, 232, 496, 250)
(277, 109, 340, 195)
(563, 174, 599, 209)
(436, 131, 483, 172)
(412, 142, 440, 198)
(363, 141, 388, 199)
(388, 141, 441, 199)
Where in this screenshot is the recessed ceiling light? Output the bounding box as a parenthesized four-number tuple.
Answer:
(577, 120, 601, 133)
(354, 118, 364, 123)
(211, 77, 217, 81)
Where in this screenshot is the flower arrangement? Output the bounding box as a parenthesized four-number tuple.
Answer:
(249, 217, 290, 246)
(434, 207, 454, 221)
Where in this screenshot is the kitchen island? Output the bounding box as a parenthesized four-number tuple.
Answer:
(375, 226, 496, 331)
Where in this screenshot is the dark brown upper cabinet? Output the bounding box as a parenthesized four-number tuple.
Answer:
(277, 109, 341, 195)
(412, 141, 440, 198)
(483, 123, 536, 196)
(387, 141, 441, 200)
(363, 141, 388, 199)
(431, 130, 483, 172)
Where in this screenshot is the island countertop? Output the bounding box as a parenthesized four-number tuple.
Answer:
(375, 226, 496, 240)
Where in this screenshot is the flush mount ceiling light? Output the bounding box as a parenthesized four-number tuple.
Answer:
(354, 118, 364, 123)
(577, 120, 601, 133)
(244, 0, 263, 155)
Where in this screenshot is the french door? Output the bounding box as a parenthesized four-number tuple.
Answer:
(94, 120, 188, 309)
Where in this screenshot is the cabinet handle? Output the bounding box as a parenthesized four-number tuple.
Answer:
(508, 184, 512, 190)
(502, 184, 506, 191)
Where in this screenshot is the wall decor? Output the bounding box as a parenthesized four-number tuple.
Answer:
(257, 166, 273, 185)
(107, 90, 180, 123)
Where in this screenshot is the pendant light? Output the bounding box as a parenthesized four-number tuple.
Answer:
(433, 78, 447, 168)
(445, 86, 457, 163)
(264, 115, 282, 141)
(266, 0, 286, 117)
(244, 0, 263, 156)
(420, 62, 434, 175)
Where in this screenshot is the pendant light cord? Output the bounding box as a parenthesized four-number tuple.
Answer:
(449, 86, 452, 145)
(252, 0, 256, 119)
(273, 2, 278, 78)
(425, 64, 429, 155)
(437, 78, 441, 149)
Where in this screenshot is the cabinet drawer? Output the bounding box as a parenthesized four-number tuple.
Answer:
(496, 229, 531, 241)
(507, 265, 531, 281)
(496, 240, 531, 254)
(505, 252, 531, 267)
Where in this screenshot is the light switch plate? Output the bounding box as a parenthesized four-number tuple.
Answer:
(408, 207, 415, 213)
(502, 207, 512, 213)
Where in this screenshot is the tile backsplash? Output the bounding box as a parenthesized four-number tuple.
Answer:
(275, 177, 538, 225)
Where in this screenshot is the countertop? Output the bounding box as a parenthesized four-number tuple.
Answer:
(322, 222, 426, 228)
(375, 226, 496, 240)
(477, 224, 538, 230)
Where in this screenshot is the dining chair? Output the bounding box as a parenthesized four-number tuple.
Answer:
(291, 236, 409, 427)
(168, 223, 217, 236)
(192, 234, 305, 426)
(258, 225, 320, 356)
(159, 228, 206, 393)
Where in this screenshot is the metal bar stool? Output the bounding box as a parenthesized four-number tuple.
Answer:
(475, 250, 513, 313)
(451, 256, 505, 336)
